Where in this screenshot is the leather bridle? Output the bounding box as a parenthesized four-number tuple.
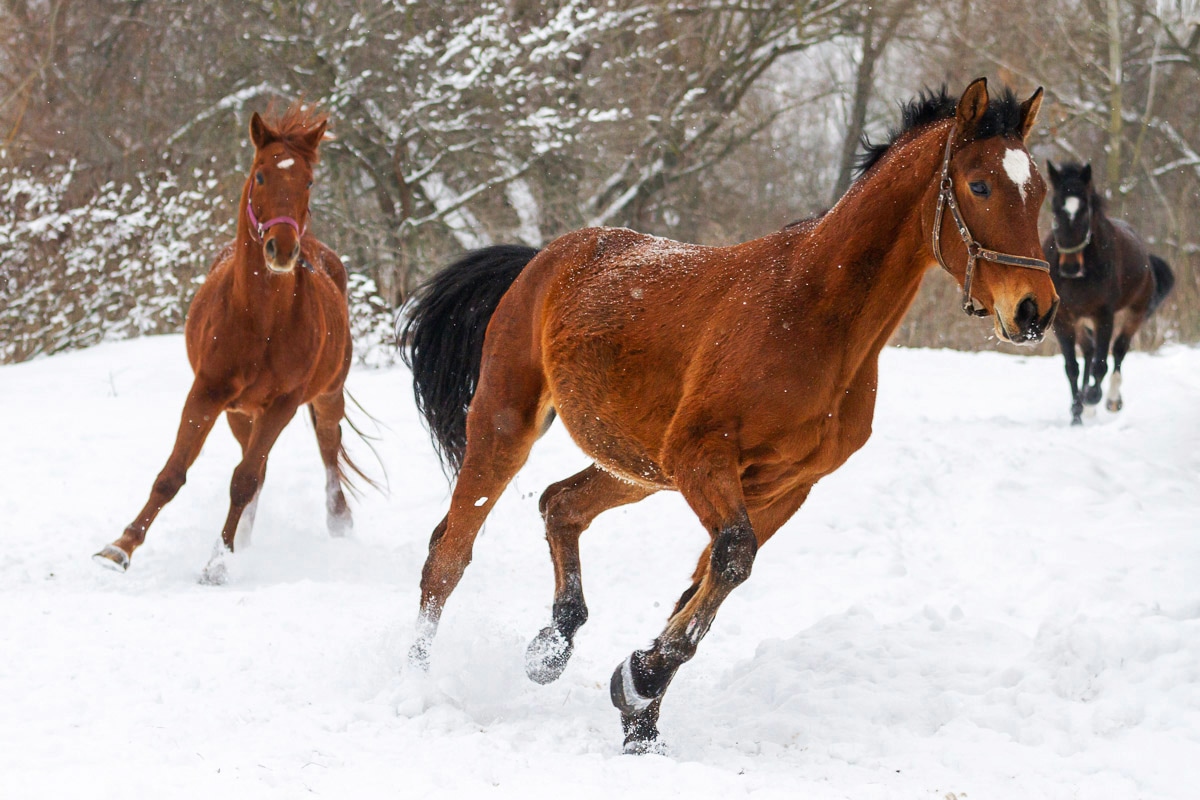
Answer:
(931, 124, 1051, 317)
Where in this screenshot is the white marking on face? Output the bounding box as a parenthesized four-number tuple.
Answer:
(276, 158, 295, 169)
(1063, 196, 1081, 221)
(1002, 148, 1033, 203)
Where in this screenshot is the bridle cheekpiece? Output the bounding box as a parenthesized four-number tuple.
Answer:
(931, 124, 1051, 317)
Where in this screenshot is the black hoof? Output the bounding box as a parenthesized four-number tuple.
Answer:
(1071, 415, 1082, 426)
(1083, 385, 1102, 405)
(525, 626, 573, 685)
(92, 545, 130, 572)
(408, 639, 431, 672)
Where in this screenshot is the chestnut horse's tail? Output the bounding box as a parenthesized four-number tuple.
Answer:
(399, 244, 541, 475)
(1148, 254, 1175, 315)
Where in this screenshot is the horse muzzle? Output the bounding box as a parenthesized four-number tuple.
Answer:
(1058, 252, 1085, 279)
(264, 236, 302, 274)
(998, 296, 1058, 345)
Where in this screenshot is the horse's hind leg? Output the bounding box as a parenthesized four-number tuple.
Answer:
(226, 411, 261, 548)
(526, 466, 655, 684)
(409, 371, 549, 668)
(310, 391, 352, 536)
(94, 379, 231, 571)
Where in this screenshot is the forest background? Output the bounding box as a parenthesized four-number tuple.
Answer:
(2, 0, 1197, 365)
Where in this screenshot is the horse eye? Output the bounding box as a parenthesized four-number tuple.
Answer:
(307, 180, 313, 188)
(255, 172, 264, 185)
(969, 181, 990, 198)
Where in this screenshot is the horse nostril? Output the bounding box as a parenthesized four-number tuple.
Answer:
(1016, 296, 1038, 331)
(290, 241, 300, 262)
(264, 238, 276, 260)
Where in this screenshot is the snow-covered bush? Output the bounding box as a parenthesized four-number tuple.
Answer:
(0, 165, 397, 366)
(0, 166, 226, 362)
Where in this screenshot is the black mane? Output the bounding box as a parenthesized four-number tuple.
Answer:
(855, 85, 1026, 180)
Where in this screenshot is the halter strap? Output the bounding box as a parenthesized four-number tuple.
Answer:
(932, 124, 1051, 317)
(247, 199, 306, 243)
(1053, 225, 1091, 255)
(246, 199, 314, 272)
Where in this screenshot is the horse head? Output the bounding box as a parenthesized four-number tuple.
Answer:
(929, 79, 1059, 345)
(245, 107, 328, 274)
(1046, 160, 1095, 279)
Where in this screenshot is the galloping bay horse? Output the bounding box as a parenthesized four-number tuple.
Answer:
(401, 80, 1058, 751)
(1044, 161, 1175, 424)
(94, 105, 365, 582)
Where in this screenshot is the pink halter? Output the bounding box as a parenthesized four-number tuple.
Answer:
(246, 199, 306, 242)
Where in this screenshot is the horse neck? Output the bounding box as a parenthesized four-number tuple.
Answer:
(230, 178, 301, 316)
(800, 122, 947, 354)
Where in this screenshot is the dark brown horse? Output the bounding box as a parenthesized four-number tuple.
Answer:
(1044, 161, 1175, 424)
(401, 80, 1057, 751)
(94, 105, 364, 582)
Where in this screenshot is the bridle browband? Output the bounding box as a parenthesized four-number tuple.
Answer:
(246, 198, 314, 273)
(931, 124, 1051, 317)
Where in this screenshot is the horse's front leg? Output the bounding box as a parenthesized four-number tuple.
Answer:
(609, 427, 759, 752)
(1084, 311, 1114, 407)
(95, 379, 233, 571)
(200, 397, 299, 584)
(1053, 324, 1083, 425)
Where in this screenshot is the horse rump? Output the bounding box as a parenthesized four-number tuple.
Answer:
(398, 244, 540, 475)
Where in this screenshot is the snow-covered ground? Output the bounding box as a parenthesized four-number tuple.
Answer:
(2, 335, 1199, 799)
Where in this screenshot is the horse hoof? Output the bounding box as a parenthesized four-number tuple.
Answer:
(1106, 398, 1123, 412)
(92, 545, 130, 572)
(408, 639, 431, 671)
(1071, 415, 1083, 426)
(525, 627, 573, 685)
(610, 656, 655, 716)
(622, 737, 668, 756)
(328, 510, 353, 538)
(199, 551, 230, 585)
(1083, 386, 1103, 405)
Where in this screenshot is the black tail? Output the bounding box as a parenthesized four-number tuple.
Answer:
(1148, 254, 1175, 315)
(398, 244, 540, 475)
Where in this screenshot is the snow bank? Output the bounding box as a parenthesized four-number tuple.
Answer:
(1, 337, 1197, 798)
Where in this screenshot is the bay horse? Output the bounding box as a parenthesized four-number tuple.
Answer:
(94, 105, 366, 583)
(1044, 161, 1175, 424)
(401, 79, 1057, 752)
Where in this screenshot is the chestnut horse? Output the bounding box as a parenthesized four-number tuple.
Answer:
(1043, 161, 1175, 424)
(401, 80, 1057, 751)
(94, 105, 364, 583)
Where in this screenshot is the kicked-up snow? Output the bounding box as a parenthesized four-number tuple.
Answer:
(1, 335, 1198, 798)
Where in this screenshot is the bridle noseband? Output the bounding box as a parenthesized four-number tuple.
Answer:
(247, 199, 306, 243)
(1053, 211, 1092, 256)
(246, 199, 314, 272)
(931, 125, 1051, 317)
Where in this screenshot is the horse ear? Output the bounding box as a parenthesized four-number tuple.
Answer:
(249, 112, 275, 150)
(1081, 163, 1092, 184)
(956, 77, 989, 137)
(1019, 87, 1043, 141)
(300, 119, 328, 153)
(1046, 160, 1061, 186)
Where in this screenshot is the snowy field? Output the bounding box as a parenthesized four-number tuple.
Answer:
(2, 335, 1199, 799)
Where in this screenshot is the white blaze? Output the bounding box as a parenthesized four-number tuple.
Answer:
(1002, 149, 1033, 203)
(1063, 196, 1081, 221)
(277, 158, 295, 169)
